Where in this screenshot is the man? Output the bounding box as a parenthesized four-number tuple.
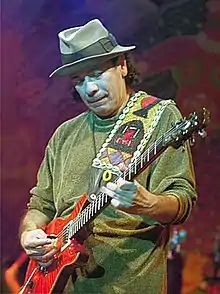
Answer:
(20, 19, 197, 293)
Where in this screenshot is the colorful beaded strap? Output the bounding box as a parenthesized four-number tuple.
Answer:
(92, 91, 175, 176)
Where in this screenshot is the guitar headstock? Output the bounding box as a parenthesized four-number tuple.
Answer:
(163, 108, 210, 149)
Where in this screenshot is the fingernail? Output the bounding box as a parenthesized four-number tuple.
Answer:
(117, 178, 125, 186)
(111, 199, 121, 208)
(106, 182, 116, 190)
(134, 180, 140, 187)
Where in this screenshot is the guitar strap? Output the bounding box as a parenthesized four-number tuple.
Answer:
(82, 92, 175, 279)
(92, 91, 175, 175)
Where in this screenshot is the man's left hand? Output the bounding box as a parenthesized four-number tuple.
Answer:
(101, 177, 149, 214)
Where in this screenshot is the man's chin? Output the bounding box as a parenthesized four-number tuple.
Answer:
(93, 107, 118, 118)
(89, 96, 108, 107)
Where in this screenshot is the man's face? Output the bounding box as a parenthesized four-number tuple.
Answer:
(71, 58, 128, 118)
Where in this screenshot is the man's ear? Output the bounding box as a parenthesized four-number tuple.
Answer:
(119, 56, 128, 77)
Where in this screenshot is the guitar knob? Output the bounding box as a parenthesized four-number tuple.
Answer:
(189, 136, 196, 146)
(89, 193, 97, 201)
(198, 129, 207, 138)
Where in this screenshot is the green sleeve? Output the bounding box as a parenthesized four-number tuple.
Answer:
(148, 103, 197, 224)
(27, 133, 57, 221)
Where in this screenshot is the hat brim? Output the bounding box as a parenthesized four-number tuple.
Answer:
(49, 45, 136, 77)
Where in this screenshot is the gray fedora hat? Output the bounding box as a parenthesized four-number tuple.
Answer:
(49, 19, 135, 77)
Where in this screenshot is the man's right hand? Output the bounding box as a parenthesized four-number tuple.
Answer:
(21, 229, 59, 265)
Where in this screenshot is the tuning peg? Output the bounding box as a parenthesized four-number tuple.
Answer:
(189, 135, 196, 146)
(198, 129, 207, 138)
(180, 144, 186, 152)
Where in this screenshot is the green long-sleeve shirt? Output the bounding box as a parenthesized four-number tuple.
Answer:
(28, 92, 197, 293)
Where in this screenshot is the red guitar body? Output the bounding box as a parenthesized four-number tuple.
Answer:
(20, 194, 89, 294)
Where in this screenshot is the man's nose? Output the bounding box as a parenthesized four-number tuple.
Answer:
(85, 76, 99, 97)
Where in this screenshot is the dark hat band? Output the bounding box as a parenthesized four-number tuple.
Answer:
(61, 33, 118, 65)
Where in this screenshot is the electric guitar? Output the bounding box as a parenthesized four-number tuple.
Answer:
(20, 108, 210, 294)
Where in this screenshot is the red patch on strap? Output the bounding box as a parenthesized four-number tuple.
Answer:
(141, 96, 158, 108)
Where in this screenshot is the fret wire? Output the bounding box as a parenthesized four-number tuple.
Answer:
(89, 204, 92, 218)
(94, 200, 97, 214)
(140, 154, 143, 168)
(85, 208, 88, 222)
(129, 167, 132, 180)
(79, 216, 82, 229)
(98, 195, 101, 210)
(134, 157, 137, 174)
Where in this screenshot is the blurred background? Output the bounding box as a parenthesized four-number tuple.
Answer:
(1, 0, 220, 293)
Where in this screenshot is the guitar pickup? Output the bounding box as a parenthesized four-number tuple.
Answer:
(27, 281, 35, 290)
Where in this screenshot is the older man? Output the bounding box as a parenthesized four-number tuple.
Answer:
(20, 19, 197, 293)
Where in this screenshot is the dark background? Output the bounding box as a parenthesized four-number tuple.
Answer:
(1, 0, 220, 270)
